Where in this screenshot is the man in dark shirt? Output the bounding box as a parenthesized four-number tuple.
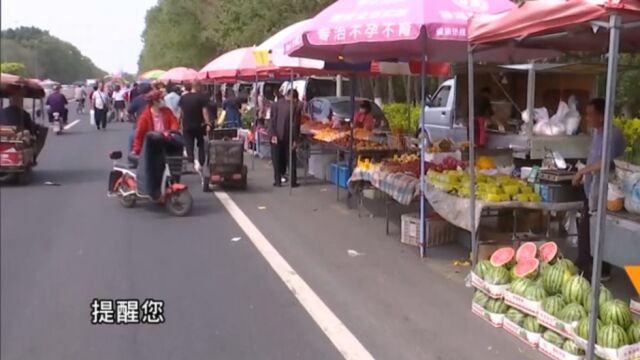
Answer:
(46, 85, 68, 124)
(269, 89, 301, 187)
(0, 93, 36, 133)
(178, 82, 211, 172)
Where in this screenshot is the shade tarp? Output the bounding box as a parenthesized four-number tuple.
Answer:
(160, 67, 199, 83)
(286, 0, 515, 63)
(469, 0, 640, 54)
(198, 47, 262, 81)
(138, 69, 166, 81)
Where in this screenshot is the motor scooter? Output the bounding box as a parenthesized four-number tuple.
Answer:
(52, 112, 63, 135)
(107, 150, 193, 216)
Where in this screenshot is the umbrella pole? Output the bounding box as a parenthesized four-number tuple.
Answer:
(586, 14, 621, 360)
(289, 70, 294, 196)
(468, 45, 478, 266)
(349, 73, 357, 204)
(419, 50, 427, 258)
(252, 73, 257, 171)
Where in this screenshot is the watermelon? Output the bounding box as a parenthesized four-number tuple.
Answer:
(539, 261, 551, 277)
(515, 242, 537, 263)
(628, 321, 640, 344)
(506, 308, 526, 326)
(473, 290, 490, 308)
(542, 295, 566, 317)
(562, 339, 584, 355)
(562, 275, 591, 304)
(484, 266, 511, 286)
(513, 258, 539, 279)
(523, 284, 547, 302)
(558, 303, 588, 323)
(576, 317, 603, 340)
(543, 330, 565, 347)
(523, 315, 543, 333)
(474, 260, 493, 279)
(539, 242, 559, 263)
(582, 285, 613, 311)
(555, 258, 578, 275)
(600, 299, 633, 329)
(486, 298, 508, 314)
(543, 264, 573, 295)
(597, 324, 630, 348)
(490, 247, 515, 267)
(510, 277, 533, 296)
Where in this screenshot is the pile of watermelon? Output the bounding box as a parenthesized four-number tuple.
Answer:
(471, 241, 640, 353)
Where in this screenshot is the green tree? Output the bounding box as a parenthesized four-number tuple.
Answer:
(0, 62, 27, 76)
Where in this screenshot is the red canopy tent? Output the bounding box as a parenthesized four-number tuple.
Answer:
(467, 2, 640, 357)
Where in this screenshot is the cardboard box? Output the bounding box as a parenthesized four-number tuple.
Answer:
(538, 337, 585, 360)
(573, 336, 640, 360)
(505, 290, 542, 317)
(470, 271, 509, 299)
(471, 302, 504, 328)
(631, 298, 640, 317)
(537, 309, 576, 339)
(503, 317, 541, 348)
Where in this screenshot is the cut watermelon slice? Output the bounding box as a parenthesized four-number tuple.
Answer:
(490, 247, 515, 267)
(513, 258, 540, 278)
(539, 242, 559, 263)
(515, 242, 537, 263)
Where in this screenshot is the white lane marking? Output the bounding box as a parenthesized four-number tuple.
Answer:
(64, 119, 81, 130)
(214, 191, 375, 360)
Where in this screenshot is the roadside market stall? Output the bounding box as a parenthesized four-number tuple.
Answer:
(159, 67, 198, 84)
(468, 0, 640, 358)
(138, 69, 166, 81)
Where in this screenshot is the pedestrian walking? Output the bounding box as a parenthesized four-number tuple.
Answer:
(92, 82, 109, 130)
(75, 84, 86, 114)
(164, 84, 181, 117)
(222, 89, 242, 128)
(113, 84, 127, 122)
(269, 89, 301, 187)
(178, 82, 211, 173)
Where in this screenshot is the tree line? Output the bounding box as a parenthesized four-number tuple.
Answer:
(1, 26, 105, 83)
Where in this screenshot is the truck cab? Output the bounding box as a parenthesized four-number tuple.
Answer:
(422, 79, 468, 141)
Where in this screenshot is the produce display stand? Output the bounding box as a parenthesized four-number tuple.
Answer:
(589, 210, 640, 268)
(468, 0, 640, 357)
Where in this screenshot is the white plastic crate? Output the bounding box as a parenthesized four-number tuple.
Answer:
(400, 213, 454, 248)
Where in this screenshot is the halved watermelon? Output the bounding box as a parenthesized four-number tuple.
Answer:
(513, 258, 540, 279)
(539, 242, 559, 263)
(516, 242, 537, 263)
(490, 247, 515, 267)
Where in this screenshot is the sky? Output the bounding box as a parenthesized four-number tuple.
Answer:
(1, 0, 158, 74)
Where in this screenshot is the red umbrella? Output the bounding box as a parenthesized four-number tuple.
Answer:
(198, 48, 261, 81)
(159, 67, 199, 83)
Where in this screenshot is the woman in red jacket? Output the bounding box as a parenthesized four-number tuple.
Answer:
(132, 90, 183, 199)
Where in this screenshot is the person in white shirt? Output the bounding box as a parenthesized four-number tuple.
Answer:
(112, 84, 126, 122)
(74, 85, 86, 114)
(91, 82, 109, 130)
(164, 85, 181, 117)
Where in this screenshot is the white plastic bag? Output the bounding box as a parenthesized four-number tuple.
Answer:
(564, 96, 581, 135)
(563, 211, 578, 247)
(89, 109, 95, 125)
(623, 173, 640, 214)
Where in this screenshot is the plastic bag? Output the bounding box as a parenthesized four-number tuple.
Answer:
(623, 173, 640, 214)
(522, 107, 549, 124)
(89, 109, 95, 125)
(564, 96, 581, 135)
(563, 211, 578, 247)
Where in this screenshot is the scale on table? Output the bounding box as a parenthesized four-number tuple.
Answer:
(536, 149, 584, 202)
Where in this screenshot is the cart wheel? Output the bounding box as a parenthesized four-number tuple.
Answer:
(166, 190, 193, 216)
(17, 168, 32, 185)
(0, 172, 17, 183)
(201, 175, 212, 193)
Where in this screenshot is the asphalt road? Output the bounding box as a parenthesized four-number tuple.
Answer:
(0, 105, 342, 360)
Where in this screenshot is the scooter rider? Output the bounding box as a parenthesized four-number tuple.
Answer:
(131, 90, 183, 199)
(46, 85, 68, 125)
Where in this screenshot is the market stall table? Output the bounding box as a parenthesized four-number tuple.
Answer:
(590, 210, 640, 268)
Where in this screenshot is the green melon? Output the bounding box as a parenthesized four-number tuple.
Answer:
(597, 324, 630, 348)
(523, 284, 547, 302)
(473, 290, 490, 308)
(558, 303, 588, 323)
(539, 261, 551, 277)
(515, 242, 537, 263)
(541, 295, 566, 317)
(600, 299, 633, 329)
(506, 308, 526, 326)
(543, 330, 565, 348)
(582, 285, 613, 311)
(555, 258, 578, 275)
(576, 317, 603, 340)
(486, 298, 508, 314)
(628, 321, 640, 344)
(474, 260, 493, 279)
(484, 266, 511, 286)
(562, 275, 590, 304)
(523, 315, 543, 333)
(543, 264, 573, 295)
(490, 247, 515, 268)
(513, 258, 539, 279)
(562, 339, 584, 355)
(510, 277, 533, 296)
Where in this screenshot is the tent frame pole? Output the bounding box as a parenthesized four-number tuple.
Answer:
(289, 70, 294, 195)
(419, 49, 427, 258)
(586, 13, 621, 360)
(468, 44, 478, 265)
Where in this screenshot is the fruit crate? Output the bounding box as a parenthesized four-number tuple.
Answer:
(631, 298, 640, 317)
(536, 310, 577, 339)
(538, 337, 585, 360)
(400, 212, 454, 248)
(573, 336, 640, 360)
(503, 317, 541, 348)
(504, 290, 541, 317)
(329, 163, 350, 189)
(469, 271, 508, 299)
(471, 302, 504, 328)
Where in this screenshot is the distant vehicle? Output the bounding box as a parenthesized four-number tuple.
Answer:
(86, 79, 97, 88)
(280, 77, 352, 102)
(308, 96, 386, 128)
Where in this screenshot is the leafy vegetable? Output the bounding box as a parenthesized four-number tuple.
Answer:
(383, 103, 421, 134)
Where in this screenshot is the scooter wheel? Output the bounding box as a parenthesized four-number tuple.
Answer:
(166, 190, 193, 216)
(119, 195, 136, 208)
(201, 176, 212, 193)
